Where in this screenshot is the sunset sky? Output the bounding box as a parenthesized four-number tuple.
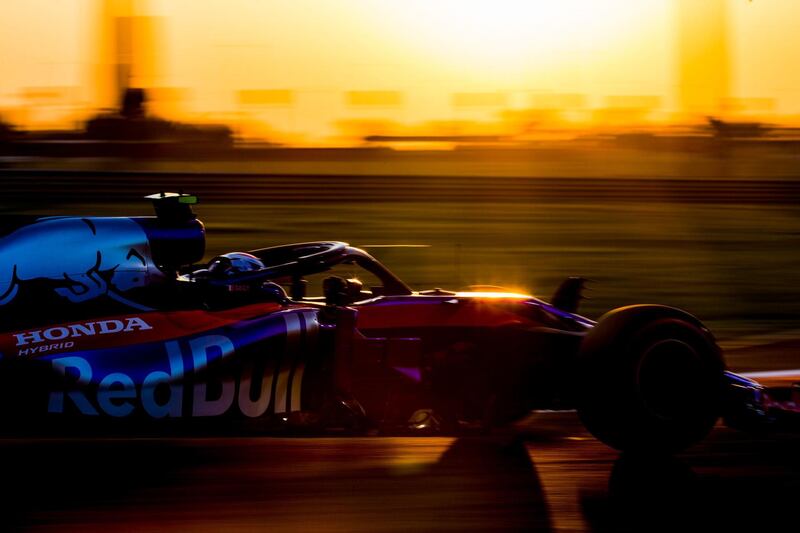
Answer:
(0, 0, 798, 139)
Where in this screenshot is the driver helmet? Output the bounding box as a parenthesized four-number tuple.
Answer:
(207, 252, 265, 277)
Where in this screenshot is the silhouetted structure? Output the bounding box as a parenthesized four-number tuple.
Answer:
(93, 0, 161, 110)
(676, 0, 730, 115)
(707, 117, 768, 138)
(85, 87, 232, 144)
(0, 119, 16, 142)
(81, 2, 233, 150)
(121, 87, 147, 119)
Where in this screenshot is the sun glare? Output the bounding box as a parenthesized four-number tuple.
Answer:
(376, 0, 640, 74)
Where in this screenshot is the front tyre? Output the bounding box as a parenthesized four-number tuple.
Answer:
(576, 305, 725, 453)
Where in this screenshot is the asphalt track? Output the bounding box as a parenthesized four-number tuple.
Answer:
(3, 411, 799, 533)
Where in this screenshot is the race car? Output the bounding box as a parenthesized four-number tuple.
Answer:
(0, 193, 780, 451)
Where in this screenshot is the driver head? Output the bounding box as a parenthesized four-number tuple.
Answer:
(207, 252, 264, 277)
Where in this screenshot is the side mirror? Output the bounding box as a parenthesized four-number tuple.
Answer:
(291, 275, 307, 300)
(323, 276, 348, 306)
(550, 276, 588, 313)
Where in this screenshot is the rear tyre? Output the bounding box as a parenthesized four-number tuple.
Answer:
(576, 305, 725, 453)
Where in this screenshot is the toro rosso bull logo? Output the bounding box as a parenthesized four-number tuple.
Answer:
(0, 217, 159, 308)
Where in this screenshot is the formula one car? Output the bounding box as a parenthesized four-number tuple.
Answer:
(0, 193, 778, 451)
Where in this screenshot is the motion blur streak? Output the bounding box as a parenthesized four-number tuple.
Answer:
(3, 412, 800, 532)
(3, 166, 798, 344)
(1, 1, 800, 141)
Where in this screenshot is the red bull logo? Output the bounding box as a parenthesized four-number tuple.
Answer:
(46, 312, 314, 419)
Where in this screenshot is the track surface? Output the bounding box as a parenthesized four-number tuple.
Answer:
(4, 412, 799, 532)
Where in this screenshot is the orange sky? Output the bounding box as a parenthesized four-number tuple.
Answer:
(0, 0, 799, 140)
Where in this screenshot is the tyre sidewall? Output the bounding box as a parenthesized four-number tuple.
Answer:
(577, 306, 724, 452)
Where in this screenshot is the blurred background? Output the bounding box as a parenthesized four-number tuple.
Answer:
(4, 4, 800, 531)
(1, 0, 799, 349)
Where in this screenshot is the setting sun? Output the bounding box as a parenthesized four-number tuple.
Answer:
(372, 0, 649, 74)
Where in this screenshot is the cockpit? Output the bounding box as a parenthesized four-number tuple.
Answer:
(179, 242, 412, 309)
